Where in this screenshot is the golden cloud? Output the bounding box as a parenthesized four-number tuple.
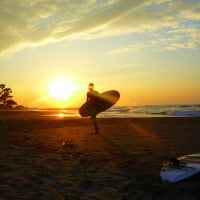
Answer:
(0, 0, 199, 56)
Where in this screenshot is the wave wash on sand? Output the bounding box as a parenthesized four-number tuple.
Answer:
(0, 113, 200, 199)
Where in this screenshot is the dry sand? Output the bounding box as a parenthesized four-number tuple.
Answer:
(0, 116, 200, 200)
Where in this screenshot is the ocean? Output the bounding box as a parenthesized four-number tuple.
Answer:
(99, 104, 200, 118)
(1, 104, 200, 119)
(36, 104, 200, 118)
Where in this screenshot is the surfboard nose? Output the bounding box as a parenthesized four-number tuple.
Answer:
(100, 90, 120, 104)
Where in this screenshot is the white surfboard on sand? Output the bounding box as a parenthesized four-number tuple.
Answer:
(160, 153, 200, 183)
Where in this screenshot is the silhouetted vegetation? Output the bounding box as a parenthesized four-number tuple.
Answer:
(0, 84, 17, 108)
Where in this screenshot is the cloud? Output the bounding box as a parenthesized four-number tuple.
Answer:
(0, 0, 200, 56)
(119, 63, 142, 68)
(106, 43, 147, 55)
(165, 41, 198, 50)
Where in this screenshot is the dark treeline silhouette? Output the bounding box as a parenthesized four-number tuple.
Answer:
(0, 84, 17, 108)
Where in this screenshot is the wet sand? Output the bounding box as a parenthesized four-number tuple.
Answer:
(0, 116, 200, 200)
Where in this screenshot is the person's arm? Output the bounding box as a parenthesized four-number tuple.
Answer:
(86, 92, 89, 102)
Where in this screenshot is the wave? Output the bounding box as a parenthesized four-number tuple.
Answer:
(168, 110, 200, 117)
(100, 104, 200, 118)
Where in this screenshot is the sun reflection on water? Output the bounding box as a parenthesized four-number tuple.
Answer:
(57, 113, 65, 118)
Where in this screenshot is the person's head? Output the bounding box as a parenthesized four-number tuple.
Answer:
(88, 83, 94, 91)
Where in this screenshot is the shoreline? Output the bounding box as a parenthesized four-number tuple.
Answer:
(0, 117, 200, 199)
(1, 103, 200, 119)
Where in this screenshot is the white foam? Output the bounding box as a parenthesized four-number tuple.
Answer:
(169, 110, 200, 117)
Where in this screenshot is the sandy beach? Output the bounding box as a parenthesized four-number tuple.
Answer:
(0, 116, 200, 200)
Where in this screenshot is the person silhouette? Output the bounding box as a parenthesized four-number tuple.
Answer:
(86, 83, 99, 134)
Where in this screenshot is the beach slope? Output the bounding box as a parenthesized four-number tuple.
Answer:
(0, 117, 200, 199)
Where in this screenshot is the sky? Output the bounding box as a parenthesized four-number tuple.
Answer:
(0, 0, 200, 108)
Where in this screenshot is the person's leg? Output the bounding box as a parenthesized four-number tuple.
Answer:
(93, 120, 99, 134)
(91, 107, 99, 134)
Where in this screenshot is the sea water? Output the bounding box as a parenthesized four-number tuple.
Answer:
(98, 104, 200, 118)
(1, 104, 199, 118)
(40, 104, 200, 118)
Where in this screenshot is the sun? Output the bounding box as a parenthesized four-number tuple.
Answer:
(48, 78, 76, 100)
